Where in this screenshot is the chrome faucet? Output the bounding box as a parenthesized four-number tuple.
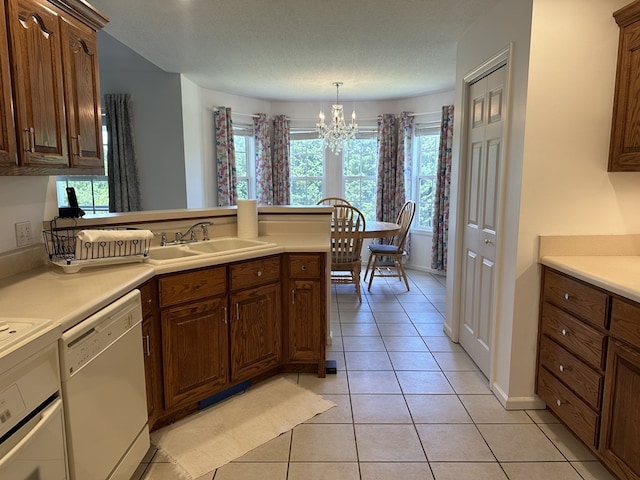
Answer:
(161, 221, 212, 246)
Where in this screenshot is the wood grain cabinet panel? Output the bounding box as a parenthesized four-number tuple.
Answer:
(158, 266, 226, 307)
(230, 282, 281, 382)
(7, 0, 68, 168)
(609, 0, 640, 171)
(162, 296, 229, 409)
(229, 256, 280, 290)
(0, 1, 17, 166)
(600, 339, 640, 480)
(60, 16, 102, 168)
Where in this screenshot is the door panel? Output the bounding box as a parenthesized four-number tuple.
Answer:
(459, 65, 506, 376)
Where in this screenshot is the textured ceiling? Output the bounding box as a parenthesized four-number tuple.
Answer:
(88, 0, 502, 102)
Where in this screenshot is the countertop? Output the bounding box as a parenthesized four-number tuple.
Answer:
(0, 233, 330, 332)
(540, 255, 640, 303)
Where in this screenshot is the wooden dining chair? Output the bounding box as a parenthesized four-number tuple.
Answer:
(330, 204, 366, 302)
(316, 197, 351, 206)
(364, 201, 416, 291)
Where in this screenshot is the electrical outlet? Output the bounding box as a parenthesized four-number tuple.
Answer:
(15, 221, 33, 247)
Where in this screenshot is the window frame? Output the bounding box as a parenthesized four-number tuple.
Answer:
(410, 124, 440, 232)
(233, 123, 256, 200)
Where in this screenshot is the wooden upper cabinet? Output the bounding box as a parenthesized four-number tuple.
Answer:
(0, 0, 107, 175)
(60, 17, 102, 168)
(609, 0, 640, 172)
(7, 0, 68, 168)
(0, 1, 17, 166)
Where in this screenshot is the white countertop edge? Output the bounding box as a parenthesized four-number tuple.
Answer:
(540, 255, 640, 304)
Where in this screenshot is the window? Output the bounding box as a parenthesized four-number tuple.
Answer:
(411, 126, 440, 230)
(290, 138, 324, 205)
(343, 136, 377, 220)
(233, 124, 255, 199)
(56, 122, 109, 213)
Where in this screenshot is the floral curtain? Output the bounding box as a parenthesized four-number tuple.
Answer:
(254, 113, 272, 204)
(397, 112, 414, 254)
(272, 115, 291, 205)
(431, 105, 454, 272)
(214, 106, 237, 206)
(375, 114, 405, 224)
(104, 93, 142, 212)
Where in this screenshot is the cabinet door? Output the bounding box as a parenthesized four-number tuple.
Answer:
(162, 296, 229, 409)
(599, 339, 640, 479)
(60, 17, 102, 169)
(7, 0, 68, 167)
(230, 283, 281, 382)
(0, 1, 17, 166)
(287, 279, 323, 363)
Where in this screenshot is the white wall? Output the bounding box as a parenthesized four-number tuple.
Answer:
(447, 0, 638, 407)
(512, 0, 637, 399)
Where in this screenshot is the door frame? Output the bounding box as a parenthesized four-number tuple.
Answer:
(447, 44, 513, 391)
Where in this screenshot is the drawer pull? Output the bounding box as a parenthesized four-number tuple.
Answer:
(564, 293, 570, 300)
(257, 270, 262, 277)
(223, 306, 227, 324)
(144, 335, 151, 356)
(556, 399, 562, 407)
(301, 265, 307, 271)
(561, 328, 567, 336)
(559, 364, 564, 372)
(195, 283, 201, 289)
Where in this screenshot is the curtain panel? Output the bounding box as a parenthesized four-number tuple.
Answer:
(254, 113, 273, 205)
(214, 107, 237, 206)
(272, 115, 291, 205)
(104, 93, 142, 212)
(431, 105, 454, 272)
(398, 112, 414, 255)
(375, 113, 406, 224)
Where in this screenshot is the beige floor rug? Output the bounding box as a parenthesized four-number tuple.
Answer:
(150, 377, 335, 479)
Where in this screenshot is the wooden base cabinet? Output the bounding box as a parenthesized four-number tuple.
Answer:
(599, 298, 640, 480)
(537, 267, 640, 479)
(285, 254, 326, 376)
(143, 252, 327, 430)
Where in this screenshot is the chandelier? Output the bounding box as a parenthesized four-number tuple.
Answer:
(316, 82, 358, 153)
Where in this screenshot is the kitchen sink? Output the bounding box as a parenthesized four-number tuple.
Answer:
(147, 244, 202, 260)
(186, 237, 271, 254)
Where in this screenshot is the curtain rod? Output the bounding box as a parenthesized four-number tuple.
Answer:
(407, 110, 441, 117)
(208, 107, 259, 118)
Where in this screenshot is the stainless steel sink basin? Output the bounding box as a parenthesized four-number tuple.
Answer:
(147, 245, 202, 260)
(186, 237, 270, 254)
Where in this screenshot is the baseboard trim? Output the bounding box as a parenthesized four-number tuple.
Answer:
(492, 382, 546, 410)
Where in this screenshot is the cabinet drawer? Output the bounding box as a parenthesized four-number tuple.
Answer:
(288, 254, 322, 278)
(543, 269, 608, 328)
(610, 298, 640, 347)
(230, 256, 280, 291)
(537, 367, 599, 449)
(541, 302, 607, 370)
(159, 267, 227, 307)
(539, 335, 604, 410)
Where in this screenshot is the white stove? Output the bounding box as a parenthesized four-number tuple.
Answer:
(0, 317, 54, 352)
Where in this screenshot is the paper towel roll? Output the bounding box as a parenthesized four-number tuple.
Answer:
(237, 199, 258, 238)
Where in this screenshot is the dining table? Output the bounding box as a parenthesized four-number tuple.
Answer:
(362, 220, 400, 239)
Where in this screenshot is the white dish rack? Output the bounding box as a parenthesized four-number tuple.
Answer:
(43, 221, 152, 273)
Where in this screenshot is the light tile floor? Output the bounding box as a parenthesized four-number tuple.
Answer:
(135, 270, 616, 480)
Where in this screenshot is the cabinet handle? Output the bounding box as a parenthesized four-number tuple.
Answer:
(561, 328, 567, 336)
(556, 399, 562, 407)
(564, 293, 570, 300)
(223, 306, 227, 324)
(144, 335, 151, 356)
(257, 270, 262, 277)
(235, 303, 239, 320)
(76, 134, 81, 156)
(23, 128, 35, 152)
(291, 289, 296, 304)
(559, 364, 564, 373)
(301, 265, 307, 271)
(195, 283, 201, 290)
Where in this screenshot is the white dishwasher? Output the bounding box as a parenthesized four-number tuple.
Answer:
(60, 289, 150, 480)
